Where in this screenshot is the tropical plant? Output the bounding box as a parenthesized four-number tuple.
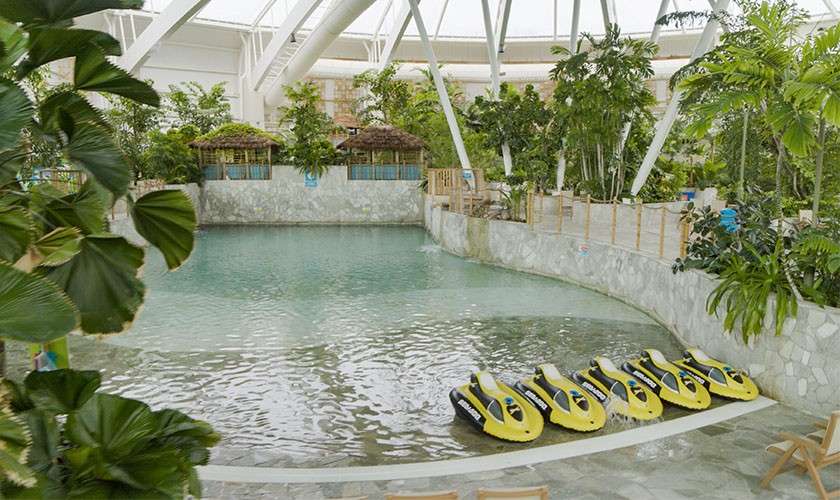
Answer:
(678, 1, 813, 226)
(352, 62, 413, 126)
(105, 88, 162, 181)
(549, 24, 657, 199)
(166, 81, 232, 134)
(279, 82, 338, 177)
(1, 369, 219, 497)
(144, 127, 201, 184)
(501, 183, 529, 222)
(0, 0, 214, 496)
(707, 241, 798, 342)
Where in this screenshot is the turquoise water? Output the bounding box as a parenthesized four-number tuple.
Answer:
(8, 226, 688, 466)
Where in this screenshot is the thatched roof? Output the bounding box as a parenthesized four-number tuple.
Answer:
(190, 123, 281, 149)
(337, 126, 424, 151)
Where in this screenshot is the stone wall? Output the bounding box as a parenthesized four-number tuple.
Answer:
(190, 165, 423, 225)
(425, 199, 840, 416)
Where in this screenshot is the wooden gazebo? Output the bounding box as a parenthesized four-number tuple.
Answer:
(191, 124, 281, 180)
(337, 125, 425, 180)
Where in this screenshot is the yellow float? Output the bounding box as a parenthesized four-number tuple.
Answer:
(573, 356, 663, 420)
(514, 363, 606, 432)
(673, 348, 759, 401)
(449, 371, 544, 442)
(622, 349, 711, 410)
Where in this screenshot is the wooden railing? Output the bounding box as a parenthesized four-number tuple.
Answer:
(427, 168, 463, 196)
(28, 169, 86, 193)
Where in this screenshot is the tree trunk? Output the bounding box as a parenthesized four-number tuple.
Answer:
(739, 109, 749, 201)
(774, 139, 786, 237)
(812, 117, 826, 224)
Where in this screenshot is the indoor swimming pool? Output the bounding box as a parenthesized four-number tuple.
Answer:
(8, 226, 693, 467)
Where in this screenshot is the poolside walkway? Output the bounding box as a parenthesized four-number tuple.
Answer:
(202, 403, 833, 499)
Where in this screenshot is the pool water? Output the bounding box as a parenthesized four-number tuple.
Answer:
(8, 226, 691, 467)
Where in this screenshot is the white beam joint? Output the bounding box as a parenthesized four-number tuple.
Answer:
(117, 0, 212, 73)
(379, 0, 414, 68)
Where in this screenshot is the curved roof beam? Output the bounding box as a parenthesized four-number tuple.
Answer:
(251, 0, 325, 91)
(379, 0, 413, 69)
(266, 0, 376, 106)
(117, 0, 211, 73)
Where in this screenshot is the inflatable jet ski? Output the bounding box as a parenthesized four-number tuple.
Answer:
(450, 371, 543, 442)
(573, 356, 663, 420)
(514, 363, 606, 432)
(622, 349, 711, 410)
(673, 348, 758, 401)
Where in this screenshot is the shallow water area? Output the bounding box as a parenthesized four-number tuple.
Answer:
(8, 225, 695, 467)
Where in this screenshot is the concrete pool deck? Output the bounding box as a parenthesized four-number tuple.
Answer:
(201, 402, 835, 499)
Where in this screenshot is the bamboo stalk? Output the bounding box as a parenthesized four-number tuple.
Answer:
(557, 192, 564, 233)
(585, 194, 591, 240)
(680, 219, 689, 258)
(659, 206, 666, 258)
(611, 200, 617, 245)
(635, 199, 643, 251)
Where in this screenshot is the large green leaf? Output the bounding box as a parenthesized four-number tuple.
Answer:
(131, 190, 196, 270)
(35, 227, 81, 267)
(41, 234, 145, 334)
(65, 393, 156, 459)
(0, 19, 26, 72)
(0, 205, 32, 264)
(74, 50, 159, 107)
(39, 91, 109, 136)
(42, 182, 106, 235)
(152, 409, 220, 466)
(20, 410, 60, 473)
(16, 29, 120, 78)
(64, 447, 185, 498)
(0, 262, 77, 343)
(65, 125, 130, 197)
(0, 79, 32, 151)
(0, 0, 143, 28)
(0, 408, 34, 487)
(24, 369, 101, 415)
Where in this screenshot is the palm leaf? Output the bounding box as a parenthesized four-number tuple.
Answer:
(0, 261, 78, 343)
(0, 0, 143, 28)
(130, 190, 196, 270)
(16, 28, 120, 78)
(0, 79, 32, 152)
(65, 125, 130, 197)
(34, 227, 81, 267)
(0, 205, 32, 263)
(74, 50, 159, 107)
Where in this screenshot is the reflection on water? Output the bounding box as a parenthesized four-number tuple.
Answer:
(8, 226, 689, 466)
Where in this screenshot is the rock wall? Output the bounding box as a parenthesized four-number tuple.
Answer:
(188, 165, 422, 225)
(425, 198, 840, 416)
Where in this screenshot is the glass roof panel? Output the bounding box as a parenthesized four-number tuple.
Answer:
(140, 0, 837, 38)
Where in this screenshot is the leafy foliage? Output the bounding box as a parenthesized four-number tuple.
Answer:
(166, 81, 231, 134)
(105, 89, 161, 181)
(143, 128, 201, 184)
(279, 82, 339, 177)
(0, 370, 219, 498)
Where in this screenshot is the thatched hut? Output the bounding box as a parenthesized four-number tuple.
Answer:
(337, 125, 425, 180)
(191, 123, 282, 180)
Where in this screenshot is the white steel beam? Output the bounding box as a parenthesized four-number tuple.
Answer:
(631, 0, 731, 195)
(252, 0, 324, 90)
(433, 0, 449, 40)
(495, 0, 511, 53)
(117, 0, 211, 73)
(557, 0, 581, 192)
(267, 0, 376, 105)
(379, 0, 414, 68)
(481, 0, 512, 175)
(822, 0, 839, 18)
(599, 0, 616, 30)
(407, 0, 470, 170)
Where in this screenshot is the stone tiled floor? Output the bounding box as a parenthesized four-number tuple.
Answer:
(202, 404, 837, 499)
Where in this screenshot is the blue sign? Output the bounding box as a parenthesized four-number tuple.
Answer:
(304, 171, 318, 188)
(462, 170, 473, 180)
(719, 207, 738, 233)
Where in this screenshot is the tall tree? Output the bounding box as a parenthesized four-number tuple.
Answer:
(166, 81, 232, 134)
(280, 82, 337, 177)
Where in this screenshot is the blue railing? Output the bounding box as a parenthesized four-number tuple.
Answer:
(203, 164, 271, 180)
(348, 164, 422, 181)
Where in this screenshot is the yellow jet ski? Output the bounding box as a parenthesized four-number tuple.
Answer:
(621, 349, 711, 410)
(673, 348, 759, 401)
(449, 371, 543, 442)
(514, 363, 606, 432)
(572, 356, 663, 421)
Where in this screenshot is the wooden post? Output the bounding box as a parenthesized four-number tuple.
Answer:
(557, 192, 563, 233)
(659, 206, 666, 258)
(584, 194, 591, 240)
(635, 199, 643, 251)
(539, 192, 544, 228)
(267, 146, 272, 180)
(611, 200, 617, 245)
(680, 219, 689, 258)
